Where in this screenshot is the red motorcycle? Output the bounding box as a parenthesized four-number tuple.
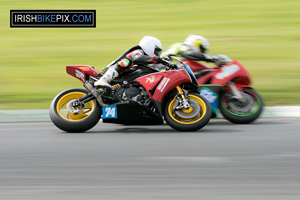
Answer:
(183, 55, 264, 124)
(49, 56, 211, 132)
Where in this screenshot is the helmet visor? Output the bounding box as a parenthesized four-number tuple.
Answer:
(154, 45, 162, 56)
(200, 45, 207, 53)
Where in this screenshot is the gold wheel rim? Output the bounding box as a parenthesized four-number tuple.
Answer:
(168, 94, 207, 125)
(56, 92, 95, 122)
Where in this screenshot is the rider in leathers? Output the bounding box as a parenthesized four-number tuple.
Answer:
(161, 35, 223, 66)
(94, 36, 171, 87)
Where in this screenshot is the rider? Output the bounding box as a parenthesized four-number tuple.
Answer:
(161, 35, 223, 66)
(94, 36, 171, 87)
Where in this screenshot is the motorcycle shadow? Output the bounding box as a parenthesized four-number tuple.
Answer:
(76, 122, 236, 134)
(61, 118, 288, 134)
(90, 123, 183, 134)
(209, 118, 289, 126)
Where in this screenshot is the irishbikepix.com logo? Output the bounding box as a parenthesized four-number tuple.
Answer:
(10, 10, 96, 28)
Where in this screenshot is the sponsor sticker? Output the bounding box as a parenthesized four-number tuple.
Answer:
(215, 64, 240, 79)
(146, 75, 155, 84)
(75, 69, 85, 82)
(157, 77, 170, 92)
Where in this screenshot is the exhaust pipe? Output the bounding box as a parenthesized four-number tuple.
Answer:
(83, 81, 107, 107)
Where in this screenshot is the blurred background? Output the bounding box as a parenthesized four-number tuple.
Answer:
(1, 0, 299, 110)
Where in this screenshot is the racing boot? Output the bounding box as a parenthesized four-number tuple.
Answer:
(94, 67, 119, 88)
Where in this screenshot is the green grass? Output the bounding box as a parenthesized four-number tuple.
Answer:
(1, 0, 300, 109)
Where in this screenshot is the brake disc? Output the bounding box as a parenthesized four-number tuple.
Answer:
(227, 92, 254, 114)
(175, 99, 201, 119)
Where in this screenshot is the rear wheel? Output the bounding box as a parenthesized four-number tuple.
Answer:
(219, 88, 263, 124)
(163, 93, 211, 131)
(49, 88, 101, 132)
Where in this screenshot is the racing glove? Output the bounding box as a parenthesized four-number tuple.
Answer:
(154, 57, 177, 69)
(169, 63, 178, 69)
(211, 58, 227, 67)
(161, 57, 178, 69)
(157, 57, 172, 66)
(204, 55, 226, 66)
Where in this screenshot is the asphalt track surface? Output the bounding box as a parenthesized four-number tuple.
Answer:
(0, 118, 300, 200)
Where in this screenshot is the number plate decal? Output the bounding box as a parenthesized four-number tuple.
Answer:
(102, 104, 118, 119)
(200, 87, 218, 113)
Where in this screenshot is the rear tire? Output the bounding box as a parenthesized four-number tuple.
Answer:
(219, 88, 264, 124)
(49, 88, 101, 132)
(163, 93, 212, 131)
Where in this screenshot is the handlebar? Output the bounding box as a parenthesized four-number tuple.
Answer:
(169, 56, 184, 64)
(162, 56, 184, 70)
(214, 54, 232, 63)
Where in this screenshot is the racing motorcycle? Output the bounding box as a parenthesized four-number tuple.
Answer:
(183, 55, 264, 124)
(49, 56, 211, 132)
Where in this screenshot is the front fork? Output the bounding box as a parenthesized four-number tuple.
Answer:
(228, 82, 244, 100)
(175, 86, 190, 109)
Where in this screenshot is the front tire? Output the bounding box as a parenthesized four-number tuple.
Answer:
(163, 93, 212, 131)
(49, 88, 101, 132)
(219, 88, 264, 124)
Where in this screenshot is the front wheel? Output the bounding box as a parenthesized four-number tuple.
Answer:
(219, 88, 264, 124)
(49, 88, 102, 132)
(163, 93, 212, 131)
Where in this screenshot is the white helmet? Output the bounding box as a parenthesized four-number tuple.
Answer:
(184, 35, 210, 53)
(139, 36, 162, 57)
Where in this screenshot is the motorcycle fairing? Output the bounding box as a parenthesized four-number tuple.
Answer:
(66, 65, 100, 83)
(102, 101, 163, 125)
(136, 69, 191, 103)
(110, 65, 160, 84)
(198, 85, 223, 115)
(190, 60, 251, 86)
